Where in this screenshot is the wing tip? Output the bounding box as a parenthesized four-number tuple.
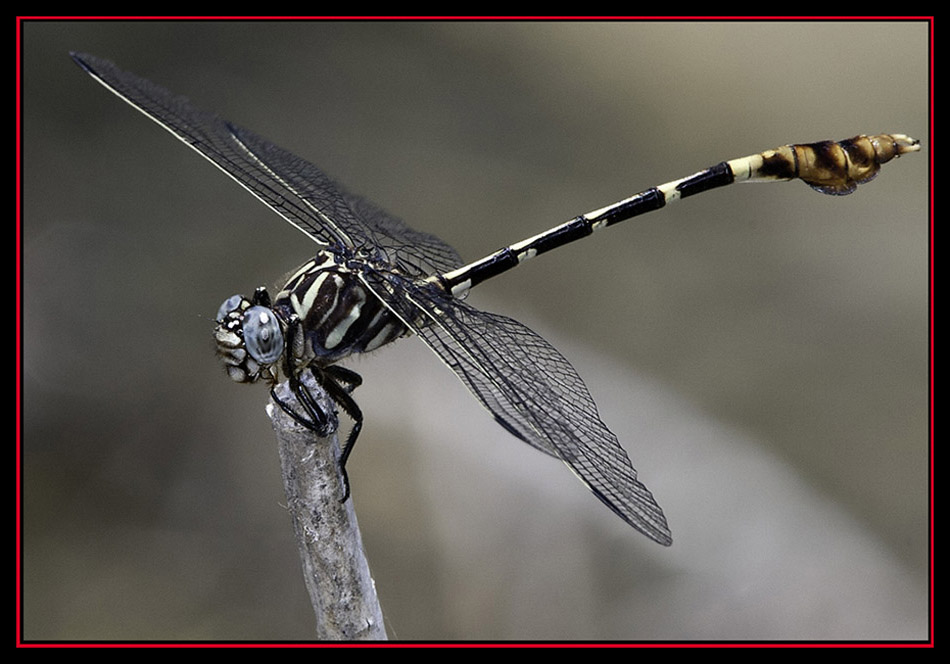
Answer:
(589, 485, 673, 545)
(69, 51, 100, 73)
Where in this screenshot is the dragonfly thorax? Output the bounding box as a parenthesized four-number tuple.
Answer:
(273, 250, 409, 368)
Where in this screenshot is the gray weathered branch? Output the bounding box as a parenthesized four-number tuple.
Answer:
(268, 378, 387, 640)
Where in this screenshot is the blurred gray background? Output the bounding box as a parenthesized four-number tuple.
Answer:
(22, 20, 929, 641)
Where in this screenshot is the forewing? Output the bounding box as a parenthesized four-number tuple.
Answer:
(72, 53, 463, 277)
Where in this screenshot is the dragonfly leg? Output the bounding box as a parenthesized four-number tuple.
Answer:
(270, 381, 334, 434)
(250, 285, 272, 308)
(272, 312, 337, 436)
(319, 370, 364, 503)
(277, 366, 364, 503)
(324, 364, 363, 394)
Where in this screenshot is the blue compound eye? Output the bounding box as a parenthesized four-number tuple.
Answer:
(242, 306, 284, 365)
(216, 294, 245, 322)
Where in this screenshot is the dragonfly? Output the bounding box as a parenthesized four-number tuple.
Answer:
(72, 52, 919, 546)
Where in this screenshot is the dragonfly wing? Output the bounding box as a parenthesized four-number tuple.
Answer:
(71, 52, 463, 277)
(364, 274, 672, 545)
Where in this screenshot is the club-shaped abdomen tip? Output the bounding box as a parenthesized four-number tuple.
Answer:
(891, 134, 921, 154)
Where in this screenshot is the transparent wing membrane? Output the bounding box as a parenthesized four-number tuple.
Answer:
(72, 52, 462, 277)
(363, 273, 672, 544)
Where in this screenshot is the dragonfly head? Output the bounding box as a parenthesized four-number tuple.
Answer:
(214, 293, 285, 383)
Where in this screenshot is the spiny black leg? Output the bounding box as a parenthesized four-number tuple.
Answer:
(271, 312, 333, 435)
(325, 364, 363, 394)
(320, 373, 364, 503)
(292, 373, 337, 435)
(251, 286, 272, 308)
(274, 311, 362, 501)
(270, 383, 331, 433)
(282, 313, 299, 377)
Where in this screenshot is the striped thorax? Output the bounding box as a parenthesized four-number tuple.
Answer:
(273, 250, 410, 365)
